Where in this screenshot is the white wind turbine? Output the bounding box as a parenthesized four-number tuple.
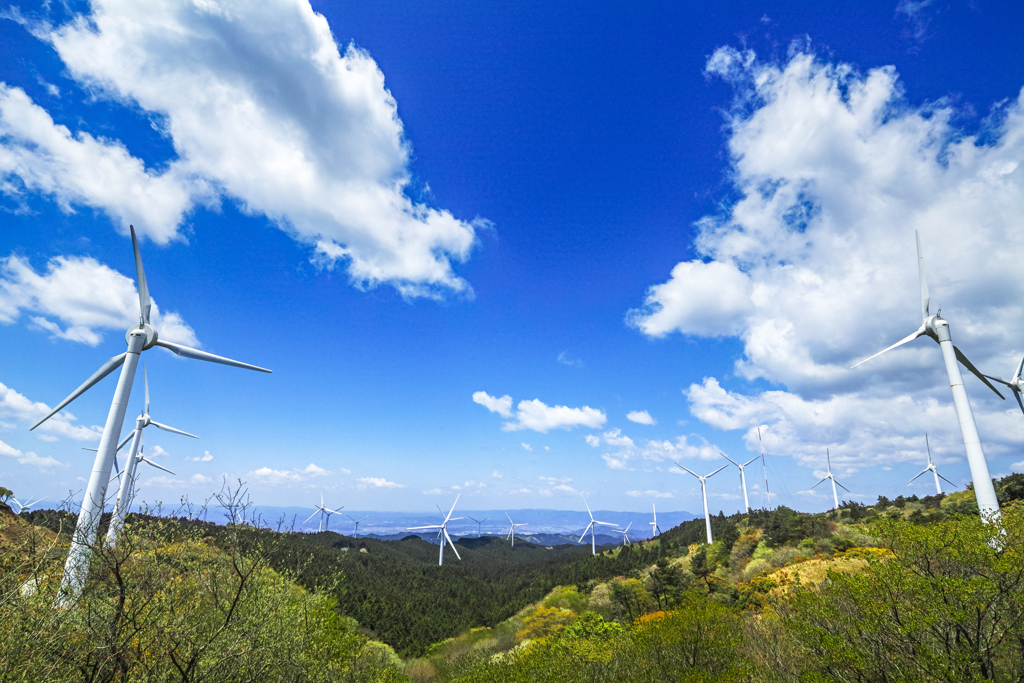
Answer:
(984, 353, 1024, 417)
(504, 513, 528, 547)
(720, 452, 760, 513)
(408, 494, 462, 566)
(811, 449, 849, 511)
(105, 366, 194, 547)
(614, 522, 632, 547)
(10, 496, 46, 514)
(758, 428, 772, 511)
(304, 493, 343, 532)
(673, 461, 726, 544)
(578, 495, 617, 555)
(852, 230, 1003, 522)
(347, 514, 368, 538)
(468, 515, 490, 538)
(908, 434, 957, 495)
(649, 504, 662, 537)
(31, 226, 271, 600)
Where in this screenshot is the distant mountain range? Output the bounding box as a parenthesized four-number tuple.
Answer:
(240, 506, 699, 540)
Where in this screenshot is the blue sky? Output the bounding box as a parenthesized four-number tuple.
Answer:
(2, 0, 1023, 516)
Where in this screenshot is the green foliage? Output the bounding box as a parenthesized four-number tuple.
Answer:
(0, 486, 12, 504)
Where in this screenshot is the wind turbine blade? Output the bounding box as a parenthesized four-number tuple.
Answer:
(129, 226, 152, 324)
(925, 433, 933, 464)
(144, 364, 150, 415)
(154, 339, 272, 373)
(826, 449, 832, 472)
(1015, 389, 1024, 417)
(719, 452, 740, 467)
(303, 510, 320, 524)
(117, 432, 135, 451)
(444, 529, 461, 560)
(596, 521, 617, 526)
(835, 480, 850, 493)
(907, 469, 930, 485)
(916, 229, 929, 321)
(811, 477, 828, 489)
(445, 494, 460, 523)
(625, 522, 632, 532)
(149, 421, 199, 439)
(673, 461, 700, 479)
(113, 455, 121, 475)
(582, 495, 592, 517)
(937, 473, 958, 488)
(407, 525, 442, 530)
(954, 346, 1005, 399)
(578, 522, 593, 543)
(982, 373, 1014, 388)
(30, 352, 128, 430)
(141, 457, 175, 475)
(742, 456, 760, 467)
(505, 512, 514, 524)
(482, 516, 490, 523)
(850, 327, 925, 369)
(706, 465, 728, 478)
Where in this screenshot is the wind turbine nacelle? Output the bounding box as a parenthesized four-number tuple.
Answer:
(923, 315, 947, 341)
(125, 324, 158, 350)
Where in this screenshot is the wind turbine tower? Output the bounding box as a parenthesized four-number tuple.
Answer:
(674, 461, 726, 544)
(852, 231, 1004, 522)
(649, 504, 662, 537)
(812, 449, 849, 510)
(468, 515, 490, 538)
(578, 495, 616, 555)
(758, 428, 772, 511)
(347, 514, 368, 538)
(720, 452, 759, 513)
(31, 226, 271, 600)
(106, 366, 193, 547)
(408, 495, 463, 566)
(304, 493, 343, 532)
(908, 434, 957, 495)
(504, 513, 527, 547)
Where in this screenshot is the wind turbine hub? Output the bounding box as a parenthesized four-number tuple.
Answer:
(923, 314, 946, 341)
(125, 324, 158, 350)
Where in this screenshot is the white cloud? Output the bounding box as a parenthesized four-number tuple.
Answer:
(557, 351, 584, 368)
(422, 488, 442, 495)
(626, 490, 674, 499)
(503, 398, 606, 433)
(552, 484, 576, 493)
(538, 476, 573, 483)
(187, 451, 214, 462)
(6, 0, 478, 297)
(628, 46, 1024, 472)
(248, 467, 302, 484)
(1010, 460, 1024, 472)
(491, 470, 502, 479)
(626, 410, 656, 425)
(585, 434, 601, 448)
(36, 434, 58, 442)
(300, 463, 329, 476)
(357, 476, 405, 489)
(0, 255, 198, 346)
(0, 438, 65, 469)
(473, 391, 513, 418)
(145, 475, 185, 486)
(150, 445, 169, 458)
(521, 443, 533, 451)
(190, 473, 213, 484)
(0, 380, 102, 441)
(601, 428, 634, 448)
(596, 429, 725, 472)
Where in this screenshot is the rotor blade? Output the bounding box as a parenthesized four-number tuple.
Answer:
(624, 522, 632, 532)
(982, 373, 1014, 388)
(505, 512, 514, 524)
(907, 469, 929, 485)
(481, 515, 490, 523)
(916, 229, 929, 321)
(130, 226, 152, 325)
(954, 346, 1005, 399)
(140, 457, 175, 475)
(811, 477, 828, 489)
(117, 432, 135, 452)
(149, 421, 199, 439)
(835, 479, 850, 493)
(444, 494, 460, 524)
(154, 339, 272, 373)
(113, 455, 121, 475)
(26, 496, 46, 508)
(850, 327, 925, 369)
(30, 352, 128, 430)
(719, 452, 740, 467)
(742, 456, 760, 467)
(925, 433, 933, 465)
(673, 461, 700, 479)
(1015, 389, 1024, 417)
(595, 521, 617, 526)
(582, 495, 592, 517)
(144, 364, 150, 415)
(407, 524, 442, 530)
(444, 529, 461, 560)
(303, 510, 320, 524)
(937, 473, 958, 488)
(578, 522, 593, 543)
(705, 465, 728, 478)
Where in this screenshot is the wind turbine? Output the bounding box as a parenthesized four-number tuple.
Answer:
(614, 522, 632, 547)
(468, 515, 490, 538)
(31, 225, 271, 600)
(649, 504, 662, 537)
(758, 428, 772, 511)
(851, 230, 1003, 522)
(578, 495, 616, 556)
(908, 434, 957, 495)
(983, 353, 1024, 417)
(408, 494, 462, 566)
(504, 512, 527, 547)
(10, 496, 46, 514)
(673, 461, 726, 544)
(304, 493, 343, 532)
(347, 514, 368, 538)
(811, 449, 849, 510)
(720, 452, 760, 513)
(106, 366, 194, 547)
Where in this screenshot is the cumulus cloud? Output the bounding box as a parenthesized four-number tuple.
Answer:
(595, 428, 725, 472)
(629, 46, 1024, 473)
(503, 398, 606, 433)
(0, 438, 65, 469)
(300, 463, 329, 476)
(187, 451, 214, 462)
(557, 351, 584, 368)
(626, 490, 674, 498)
(356, 476, 405, 489)
(626, 410, 656, 425)
(248, 467, 302, 484)
(2, 0, 479, 297)
(491, 470, 502, 479)
(145, 475, 185, 486)
(0, 255, 198, 346)
(585, 434, 601, 447)
(0, 380, 102, 441)
(190, 473, 212, 484)
(421, 488, 442, 495)
(521, 443, 532, 451)
(473, 391, 513, 418)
